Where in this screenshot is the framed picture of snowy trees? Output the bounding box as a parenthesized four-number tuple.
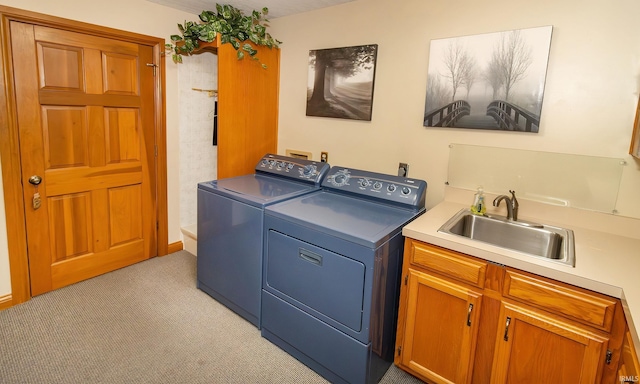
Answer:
(306, 44, 378, 121)
(423, 26, 552, 132)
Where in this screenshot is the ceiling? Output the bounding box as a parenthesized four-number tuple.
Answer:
(145, 0, 356, 18)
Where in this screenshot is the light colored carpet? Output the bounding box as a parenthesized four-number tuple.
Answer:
(0, 251, 423, 383)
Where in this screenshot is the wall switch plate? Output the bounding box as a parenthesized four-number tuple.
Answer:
(398, 163, 409, 177)
(320, 152, 329, 163)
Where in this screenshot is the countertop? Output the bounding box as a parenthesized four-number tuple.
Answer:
(403, 187, 640, 357)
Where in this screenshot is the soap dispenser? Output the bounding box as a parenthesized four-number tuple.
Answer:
(470, 186, 486, 215)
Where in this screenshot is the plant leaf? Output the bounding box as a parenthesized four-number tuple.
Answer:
(168, 4, 280, 67)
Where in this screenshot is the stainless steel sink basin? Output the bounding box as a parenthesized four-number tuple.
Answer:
(438, 209, 575, 267)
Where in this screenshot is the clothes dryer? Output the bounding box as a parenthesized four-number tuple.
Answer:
(261, 166, 427, 384)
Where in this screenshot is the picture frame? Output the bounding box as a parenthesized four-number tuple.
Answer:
(423, 26, 553, 133)
(306, 44, 378, 121)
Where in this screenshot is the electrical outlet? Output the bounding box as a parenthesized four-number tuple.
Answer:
(320, 152, 329, 163)
(398, 163, 409, 177)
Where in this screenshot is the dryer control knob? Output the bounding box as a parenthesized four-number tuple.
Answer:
(387, 184, 397, 193)
(402, 187, 411, 195)
(332, 173, 350, 186)
(302, 164, 317, 176)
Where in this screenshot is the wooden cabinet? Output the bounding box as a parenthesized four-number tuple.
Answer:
(618, 330, 640, 383)
(190, 35, 280, 178)
(398, 268, 482, 383)
(631, 96, 640, 158)
(395, 239, 631, 384)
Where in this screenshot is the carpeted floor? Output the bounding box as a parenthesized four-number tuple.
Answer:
(0, 251, 423, 383)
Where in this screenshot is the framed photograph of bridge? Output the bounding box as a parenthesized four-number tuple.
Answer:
(306, 44, 378, 121)
(423, 26, 553, 132)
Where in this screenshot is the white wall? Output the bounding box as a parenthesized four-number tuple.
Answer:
(178, 52, 218, 228)
(270, 0, 640, 218)
(0, 0, 196, 297)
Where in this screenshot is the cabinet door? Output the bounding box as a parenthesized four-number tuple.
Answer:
(491, 301, 609, 384)
(399, 268, 482, 384)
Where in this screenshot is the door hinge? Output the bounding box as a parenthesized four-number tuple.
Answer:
(146, 63, 158, 76)
(397, 346, 402, 356)
(154, 145, 158, 157)
(605, 349, 612, 365)
(404, 275, 408, 285)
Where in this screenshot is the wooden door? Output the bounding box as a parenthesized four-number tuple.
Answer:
(398, 268, 482, 384)
(10, 21, 157, 295)
(491, 301, 609, 383)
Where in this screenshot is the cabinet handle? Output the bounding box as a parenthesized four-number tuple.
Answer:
(503, 316, 511, 341)
(466, 303, 474, 326)
(504, 316, 511, 341)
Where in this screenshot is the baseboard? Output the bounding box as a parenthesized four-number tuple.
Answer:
(0, 294, 13, 311)
(167, 241, 184, 254)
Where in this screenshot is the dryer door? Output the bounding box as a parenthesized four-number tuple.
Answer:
(265, 230, 366, 333)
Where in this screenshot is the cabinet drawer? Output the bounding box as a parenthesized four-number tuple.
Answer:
(503, 269, 616, 331)
(410, 240, 486, 288)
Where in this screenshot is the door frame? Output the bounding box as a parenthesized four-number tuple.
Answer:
(0, 5, 169, 307)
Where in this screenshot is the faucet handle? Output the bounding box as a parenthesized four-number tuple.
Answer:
(509, 190, 519, 220)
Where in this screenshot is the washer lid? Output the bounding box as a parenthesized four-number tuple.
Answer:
(265, 191, 423, 248)
(198, 174, 318, 207)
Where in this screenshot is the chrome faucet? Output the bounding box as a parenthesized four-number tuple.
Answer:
(493, 190, 519, 221)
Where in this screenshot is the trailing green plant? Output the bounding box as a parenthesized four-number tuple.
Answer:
(166, 4, 281, 68)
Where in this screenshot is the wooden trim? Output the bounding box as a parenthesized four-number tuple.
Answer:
(167, 241, 184, 254)
(0, 5, 168, 303)
(0, 9, 31, 306)
(630, 96, 640, 158)
(0, 294, 12, 310)
(154, 42, 169, 256)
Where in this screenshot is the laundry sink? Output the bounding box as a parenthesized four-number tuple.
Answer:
(438, 209, 575, 267)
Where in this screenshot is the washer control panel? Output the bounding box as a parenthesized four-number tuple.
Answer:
(324, 167, 427, 209)
(256, 154, 330, 185)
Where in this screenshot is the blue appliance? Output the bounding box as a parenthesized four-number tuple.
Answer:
(197, 154, 330, 328)
(261, 166, 427, 384)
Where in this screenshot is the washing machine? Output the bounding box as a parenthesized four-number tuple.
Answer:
(197, 154, 330, 328)
(261, 166, 427, 384)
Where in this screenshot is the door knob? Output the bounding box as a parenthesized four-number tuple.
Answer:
(28, 175, 42, 185)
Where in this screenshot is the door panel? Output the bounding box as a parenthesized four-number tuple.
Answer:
(41, 106, 88, 169)
(47, 192, 93, 262)
(491, 301, 608, 383)
(401, 269, 482, 384)
(102, 52, 139, 95)
(36, 43, 84, 91)
(109, 185, 143, 247)
(105, 108, 141, 163)
(11, 21, 156, 295)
